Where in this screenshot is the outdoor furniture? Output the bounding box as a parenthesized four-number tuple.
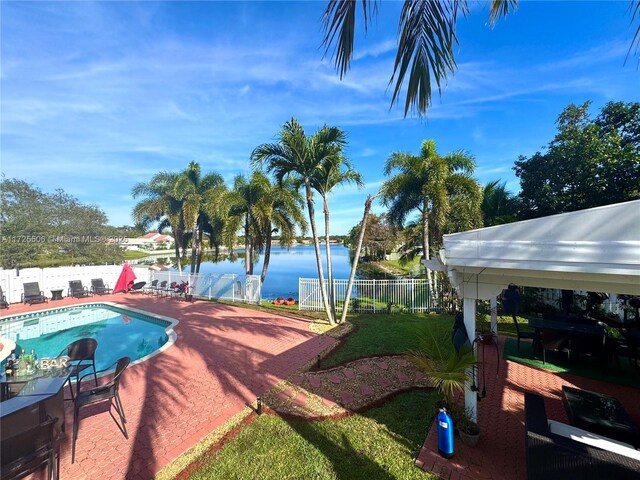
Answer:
(0, 287, 8, 309)
(68, 280, 91, 298)
(144, 279, 159, 294)
(72, 357, 130, 464)
(524, 391, 640, 480)
(0, 415, 59, 480)
(60, 339, 98, 401)
(50, 289, 64, 301)
(562, 386, 640, 448)
(21, 283, 47, 305)
(129, 281, 146, 293)
(513, 315, 535, 351)
(90, 278, 112, 295)
(154, 280, 168, 295)
(529, 318, 607, 365)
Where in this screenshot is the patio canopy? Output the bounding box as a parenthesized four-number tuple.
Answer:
(430, 200, 640, 300)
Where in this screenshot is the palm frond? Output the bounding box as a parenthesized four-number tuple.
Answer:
(627, 0, 640, 63)
(488, 0, 517, 27)
(390, 0, 462, 116)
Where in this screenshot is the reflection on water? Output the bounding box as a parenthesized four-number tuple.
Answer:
(179, 245, 354, 299)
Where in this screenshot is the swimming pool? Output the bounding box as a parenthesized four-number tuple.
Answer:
(0, 303, 178, 372)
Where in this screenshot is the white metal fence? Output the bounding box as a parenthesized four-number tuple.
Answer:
(298, 277, 445, 313)
(150, 271, 261, 305)
(0, 265, 151, 305)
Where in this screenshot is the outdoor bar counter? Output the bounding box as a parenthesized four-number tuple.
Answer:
(1, 368, 71, 439)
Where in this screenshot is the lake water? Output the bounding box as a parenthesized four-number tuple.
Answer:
(184, 245, 353, 299)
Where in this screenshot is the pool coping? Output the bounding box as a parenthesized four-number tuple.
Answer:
(0, 301, 179, 374)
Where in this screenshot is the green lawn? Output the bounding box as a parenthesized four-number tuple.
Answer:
(190, 391, 438, 480)
(184, 312, 447, 480)
(322, 312, 453, 368)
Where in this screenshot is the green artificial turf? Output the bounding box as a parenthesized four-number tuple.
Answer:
(321, 312, 454, 368)
(503, 337, 640, 389)
(189, 390, 438, 480)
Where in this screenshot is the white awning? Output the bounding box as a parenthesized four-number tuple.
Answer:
(433, 200, 640, 298)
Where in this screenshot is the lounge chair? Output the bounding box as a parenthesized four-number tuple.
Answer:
(21, 282, 47, 305)
(90, 278, 112, 295)
(154, 280, 168, 295)
(68, 280, 91, 298)
(0, 286, 8, 309)
(129, 281, 146, 293)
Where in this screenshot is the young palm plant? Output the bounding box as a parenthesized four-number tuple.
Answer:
(407, 329, 476, 407)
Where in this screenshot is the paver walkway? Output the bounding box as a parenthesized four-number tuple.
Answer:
(2, 294, 337, 479)
(416, 336, 640, 480)
(263, 355, 434, 418)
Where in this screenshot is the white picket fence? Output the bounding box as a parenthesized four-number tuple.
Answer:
(298, 277, 444, 313)
(0, 265, 151, 305)
(150, 271, 261, 305)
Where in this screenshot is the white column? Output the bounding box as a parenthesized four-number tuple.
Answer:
(490, 296, 498, 337)
(463, 297, 477, 422)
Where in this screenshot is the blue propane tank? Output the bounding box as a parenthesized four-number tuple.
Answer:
(437, 407, 454, 458)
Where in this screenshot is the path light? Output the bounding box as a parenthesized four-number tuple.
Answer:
(317, 354, 321, 369)
(257, 396, 262, 415)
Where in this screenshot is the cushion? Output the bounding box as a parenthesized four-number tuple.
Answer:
(548, 420, 640, 461)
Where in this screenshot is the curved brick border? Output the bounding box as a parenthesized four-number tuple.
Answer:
(263, 355, 433, 419)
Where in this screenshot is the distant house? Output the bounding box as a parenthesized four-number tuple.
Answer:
(124, 232, 174, 251)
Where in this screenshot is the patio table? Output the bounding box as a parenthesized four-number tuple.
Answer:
(562, 386, 640, 448)
(1, 367, 72, 438)
(528, 318, 607, 362)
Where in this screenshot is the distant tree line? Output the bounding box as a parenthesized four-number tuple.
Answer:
(0, 177, 126, 268)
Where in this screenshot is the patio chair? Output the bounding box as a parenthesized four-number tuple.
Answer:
(512, 315, 535, 351)
(143, 279, 159, 294)
(541, 329, 571, 364)
(0, 286, 8, 309)
(0, 415, 59, 480)
(21, 282, 47, 305)
(60, 338, 98, 401)
(154, 280, 168, 295)
(90, 278, 112, 295)
(68, 280, 91, 298)
(72, 357, 130, 464)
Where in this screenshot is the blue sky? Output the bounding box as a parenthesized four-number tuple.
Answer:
(1, 1, 638, 235)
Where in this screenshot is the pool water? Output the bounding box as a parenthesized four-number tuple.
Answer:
(0, 304, 176, 371)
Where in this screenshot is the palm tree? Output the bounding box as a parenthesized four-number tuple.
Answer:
(226, 172, 270, 276)
(381, 139, 481, 293)
(173, 162, 225, 274)
(251, 118, 346, 324)
(322, 0, 640, 116)
(310, 155, 363, 318)
(257, 177, 307, 285)
(481, 180, 518, 226)
(131, 171, 185, 271)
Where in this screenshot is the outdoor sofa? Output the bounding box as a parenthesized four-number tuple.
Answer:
(524, 391, 640, 479)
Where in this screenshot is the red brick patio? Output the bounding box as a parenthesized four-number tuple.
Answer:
(416, 336, 640, 480)
(3, 294, 337, 479)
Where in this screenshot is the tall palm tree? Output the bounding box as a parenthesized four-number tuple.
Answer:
(131, 171, 185, 271)
(251, 118, 346, 324)
(174, 162, 225, 273)
(310, 155, 363, 318)
(226, 172, 271, 276)
(322, 0, 640, 116)
(381, 139, 481, 292)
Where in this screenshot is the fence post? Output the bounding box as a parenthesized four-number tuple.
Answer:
(373, 279, 377, 313)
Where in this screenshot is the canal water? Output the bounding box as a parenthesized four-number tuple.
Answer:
(183, 245, 353, 299)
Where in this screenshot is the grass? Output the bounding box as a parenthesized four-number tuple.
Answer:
(182, 312, 447, 480)
(322, 312, 453, 368)
(379, 257, 422, 276)
(123, 250, 151, 260)
(190, 390, 438, 480)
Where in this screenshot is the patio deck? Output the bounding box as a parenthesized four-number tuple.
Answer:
(2, 294, 337, 479)
(416, 336, 640, 480)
